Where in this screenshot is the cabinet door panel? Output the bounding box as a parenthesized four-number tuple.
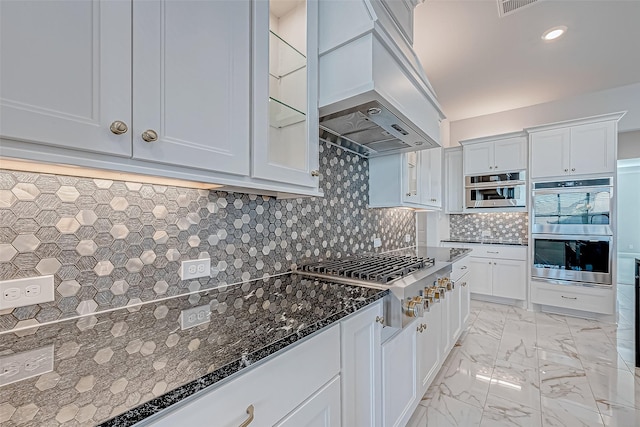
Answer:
(0, 0, 131, 156)
(341, 302, 382, 427)
(530, 129, 570, 179)
(445, 148, 463, 213)
(421, 148, 442, 207)
(493, 137, 527, 173)
(252, 0, 319, 188)
(382, 323, 418, 427)
(418, 303, 441, 392)
(569, 121, 615, 175)
(460, 275, 471, 326)
(469, 257, 493, 296)
(275, 376, 341, 427)
(133, 0, 250, 174)
(492, 259, 526, 300)
(449, 285, 462, 343)
(463, 142, 493, 175)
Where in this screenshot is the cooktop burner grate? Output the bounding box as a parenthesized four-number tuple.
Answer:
(299, 254, 434, 284)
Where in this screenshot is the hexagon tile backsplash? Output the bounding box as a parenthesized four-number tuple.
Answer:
(449, 212, 528, 242)
(0, 142, 415, 332)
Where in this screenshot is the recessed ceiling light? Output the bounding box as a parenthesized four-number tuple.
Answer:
(542, 26, 567, 41)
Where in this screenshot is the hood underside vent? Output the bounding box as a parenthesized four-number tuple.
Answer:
(319, 101, 437, 158)
(497, 0, 539, 17)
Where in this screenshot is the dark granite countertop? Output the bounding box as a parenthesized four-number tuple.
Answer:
(441, 238, 528, 246)
(0, 273, 387, 427)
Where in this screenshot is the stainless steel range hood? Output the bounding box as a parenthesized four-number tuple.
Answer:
(318, 0, 446, 158)
(319, 101, 438, 158)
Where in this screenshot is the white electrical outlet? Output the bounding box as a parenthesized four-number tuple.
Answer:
(373, 237, 382, 248)
(405, 234, 411, 243)
(180, 304, 211, 330)
(180, 259, 211, 280)
(0, 345, 54, 386)
(0, 276, 55, 310)
(482, 230, 492, 237)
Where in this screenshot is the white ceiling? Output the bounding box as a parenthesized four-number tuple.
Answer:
(413, 0, 640, 122)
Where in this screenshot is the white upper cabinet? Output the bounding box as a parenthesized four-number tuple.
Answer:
(252, 0, 319, 188)
(0, 0, 323, 197)
(528, 113, 624, 180)
(462, 134, 527, 176)
(444, 147, 463, 213)
(420, 148, 442, 208)
(369, 149, 442, 209)
(0, 0, 132, 157)
(132, 0, 250, 175)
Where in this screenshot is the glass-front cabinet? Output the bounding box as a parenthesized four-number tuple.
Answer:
(252, 0, 319, 190)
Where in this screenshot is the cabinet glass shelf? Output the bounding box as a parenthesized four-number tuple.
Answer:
(269, 97, 306, 129)
(269, 30, 306, 80)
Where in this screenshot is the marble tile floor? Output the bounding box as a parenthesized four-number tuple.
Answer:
(408, 284, 639, 427)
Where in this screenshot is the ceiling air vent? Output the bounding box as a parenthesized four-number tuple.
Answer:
(497, 0, 539, 17)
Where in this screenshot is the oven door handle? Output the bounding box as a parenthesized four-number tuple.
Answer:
(532, 186, 613, 195)
(466, 181, 526, 189)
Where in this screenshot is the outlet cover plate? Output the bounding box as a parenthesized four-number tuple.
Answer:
(0, 345, 54, 386)
(180, 259, 211, 280)
(373, 237, 382, 248)
(0, 275, 55, 310)
(180, 304, 211, 330)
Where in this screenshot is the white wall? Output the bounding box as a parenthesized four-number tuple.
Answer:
(446, 82, 640, 146)
(618, 130, 640, 160)
(617, 164, 640, 285)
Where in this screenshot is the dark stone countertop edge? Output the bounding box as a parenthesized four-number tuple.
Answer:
(441, 239, 528, 246)
(98, 289, 389, 427)
(447, 248, 472, 263)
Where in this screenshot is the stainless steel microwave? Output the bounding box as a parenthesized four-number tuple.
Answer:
(464, 171, 526, 209)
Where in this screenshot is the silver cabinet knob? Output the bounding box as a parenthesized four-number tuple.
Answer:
(375, 316, 384, 324)
(564, 168, 569, 172)
(110, 121, 128, 135)
(489, 166, 493, 169)
(142, 129, 158, 143)
(571, 168, 575, 172)
(311, 170, 319, 177)
(495, 165, 498, 169)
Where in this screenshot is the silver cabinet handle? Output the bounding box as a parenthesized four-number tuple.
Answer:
(564, 168, 569, 172)
(495, 165, 498, 169)
(461, 282, 467, 287)
(239, 405, 254, 427)
(571, 168, 576, 172)
(561, 295, 577, 300)
(311, 170, 319, 177)
(375, 316, 384, 324)
(487, 251, 499, 254)
(110, 121, 128, 135)
(460, 266, 468, 270)
(142, 129, 158, 142)
(489, 166, 493, 169)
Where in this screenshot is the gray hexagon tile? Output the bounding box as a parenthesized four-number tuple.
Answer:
(0, 143, 415, 331)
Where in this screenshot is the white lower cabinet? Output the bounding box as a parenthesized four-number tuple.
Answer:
(382, 320, 418, 427)
(340, 301, 383, 427)
(464, 244, 527, 301)
(145, 326, 340, 427)
(275, 376, 341, 427)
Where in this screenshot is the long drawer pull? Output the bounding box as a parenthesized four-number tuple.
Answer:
(487, 251, 499, 254)
(460, 266, 468, 270)
(561, 295, 577, 300)
(239, 405, 254, 427)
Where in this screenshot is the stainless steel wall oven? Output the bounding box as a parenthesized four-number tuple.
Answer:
(531, 234, 612, 285)
(531, 178, 613, 235)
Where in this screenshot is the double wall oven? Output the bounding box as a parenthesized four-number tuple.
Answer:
(531, 178, 613, 287)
